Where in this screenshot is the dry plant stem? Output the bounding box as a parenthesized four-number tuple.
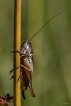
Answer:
(14, 0, 21, 106)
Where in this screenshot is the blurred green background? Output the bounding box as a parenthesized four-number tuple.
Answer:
(0, 0, 71, 106)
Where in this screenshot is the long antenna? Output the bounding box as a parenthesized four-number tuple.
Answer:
(29, 12, 63, 41)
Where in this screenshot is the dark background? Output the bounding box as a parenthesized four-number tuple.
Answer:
(0, 0, 71, 106)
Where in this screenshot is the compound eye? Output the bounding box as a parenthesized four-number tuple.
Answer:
(24, 49, 26, 54)
(21, 47, 26, 54)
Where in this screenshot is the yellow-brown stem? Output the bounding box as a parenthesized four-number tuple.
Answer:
(14, 0, 21, 106)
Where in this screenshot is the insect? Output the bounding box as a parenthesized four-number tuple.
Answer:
(9, 12, 63, 99)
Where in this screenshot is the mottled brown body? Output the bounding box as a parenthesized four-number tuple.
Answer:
(20, 41, 35, 99)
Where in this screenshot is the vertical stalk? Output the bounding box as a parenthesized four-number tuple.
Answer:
(14, 0, 21, 106)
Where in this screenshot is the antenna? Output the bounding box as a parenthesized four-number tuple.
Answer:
(29, 12, 63, 41)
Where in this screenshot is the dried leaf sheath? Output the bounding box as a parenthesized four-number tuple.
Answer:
(0, 94, 13, 106)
